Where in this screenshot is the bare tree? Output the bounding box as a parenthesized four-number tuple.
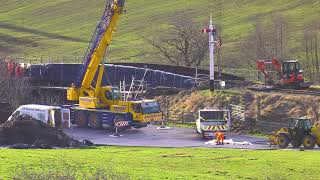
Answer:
(0, 59, 8, 99)
(240, 14, 289, 67)
(147, 16, 208, 67)
(272, 13, 288, 59)
(6, 77, 32, 111)
(304, 21, 320, 81)
(0, 58, 32, 111)
(239, 19, 274, 67)
(304, 28, 311, 79)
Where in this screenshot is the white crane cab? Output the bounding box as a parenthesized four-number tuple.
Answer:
(7, 104, 71, 128)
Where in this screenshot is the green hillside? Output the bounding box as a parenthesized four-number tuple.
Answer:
(0, 0, 319, 65)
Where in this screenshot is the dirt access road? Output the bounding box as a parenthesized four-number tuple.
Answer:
(65, 125, 271, 150)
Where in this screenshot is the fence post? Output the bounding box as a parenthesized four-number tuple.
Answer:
(256, 96, 261, 121)
(164, 96, 169, 121)
(181, 105, 186, 123)
(181, 110, 184, 123)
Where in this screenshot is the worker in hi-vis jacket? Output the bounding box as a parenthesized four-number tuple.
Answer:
(214, 131, 225, 145)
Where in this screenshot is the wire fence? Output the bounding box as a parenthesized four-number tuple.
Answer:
(195, 66, 264, 82)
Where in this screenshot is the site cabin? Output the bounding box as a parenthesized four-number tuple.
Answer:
(196, 108, 231, 139)
(7, 104, 71, 128)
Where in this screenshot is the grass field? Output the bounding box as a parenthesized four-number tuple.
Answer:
(0, 0, 319, 64)
(0, 146, 319, 179)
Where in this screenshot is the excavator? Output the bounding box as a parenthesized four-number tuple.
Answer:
(255, 58, 312, 90)
(66, 0, 162, 129)
(269, 117, 320, 149)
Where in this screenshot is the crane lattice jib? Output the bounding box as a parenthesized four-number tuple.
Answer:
(77, 0, 125, 88)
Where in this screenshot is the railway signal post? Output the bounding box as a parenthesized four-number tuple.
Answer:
(202, 14, 219, 91)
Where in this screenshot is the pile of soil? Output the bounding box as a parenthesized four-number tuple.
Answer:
(0, 115, 81, 148)
(159, 90, 320, 122)
(255, 93, 320, 122)
(157, 90, 320, 133)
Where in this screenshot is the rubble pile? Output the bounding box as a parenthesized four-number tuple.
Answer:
(0, 115, 80, 148)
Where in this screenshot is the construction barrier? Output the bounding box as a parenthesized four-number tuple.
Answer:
(115, 121, 129, 127)
(110, 121, 129, 137)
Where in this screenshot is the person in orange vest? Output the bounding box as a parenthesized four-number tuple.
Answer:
(214, 131, 225, 145)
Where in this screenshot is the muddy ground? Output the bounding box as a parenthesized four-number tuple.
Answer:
(156, 90, 320, 132)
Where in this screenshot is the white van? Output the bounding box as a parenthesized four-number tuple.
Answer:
(196, 108, 231, 139)
(8, 104, 71, 128)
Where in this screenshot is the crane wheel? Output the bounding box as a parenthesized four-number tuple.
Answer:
(88, 113, 102, 129)
(75, 111, 88, 128)
(276, 133, 289, 148)
(302, 135, 316, 149)
(291, 140, 302, 148)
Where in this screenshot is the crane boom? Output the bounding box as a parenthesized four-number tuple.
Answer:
(79, 0, 125, 89)
(65, 0, 162, 128)
(67, 0, 126, 108)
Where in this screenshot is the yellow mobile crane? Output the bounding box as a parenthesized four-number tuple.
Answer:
(66, 0, 162, 129)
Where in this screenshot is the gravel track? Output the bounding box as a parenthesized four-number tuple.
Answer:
(65, 125, 272, 149)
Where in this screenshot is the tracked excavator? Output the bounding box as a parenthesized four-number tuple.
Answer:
(66, 0, 162, 129)
(253, 58, 312, 90)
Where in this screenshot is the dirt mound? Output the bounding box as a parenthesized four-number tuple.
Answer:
(257, 93, 320, 122)
(157, 90, 320, 133)
(0, 115, 80, 148)
(157, 90, 240, 114)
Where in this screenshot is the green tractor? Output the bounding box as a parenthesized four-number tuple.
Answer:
(269, 117, 320, 149)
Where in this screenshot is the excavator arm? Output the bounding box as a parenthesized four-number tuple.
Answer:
(256, 58, 282, 85)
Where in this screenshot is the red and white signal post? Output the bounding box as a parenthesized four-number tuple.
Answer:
(202, 14, 218, 91)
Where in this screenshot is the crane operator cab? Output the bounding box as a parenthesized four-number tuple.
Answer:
(104, 87, 121, 101)
(67, 84, 121, 109)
